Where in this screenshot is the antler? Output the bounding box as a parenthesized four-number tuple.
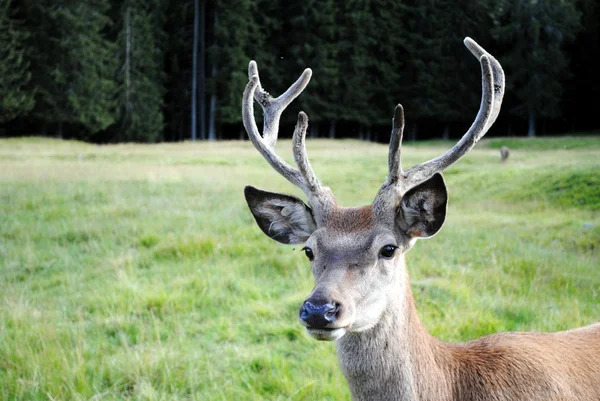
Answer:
(378, 37, 504, 200)
(242, 61, 335, 220)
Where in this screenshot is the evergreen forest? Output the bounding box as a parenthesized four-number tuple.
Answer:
(1, 0, 598, 143)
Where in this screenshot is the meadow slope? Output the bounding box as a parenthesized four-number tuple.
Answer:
(0, 137, 598, 400)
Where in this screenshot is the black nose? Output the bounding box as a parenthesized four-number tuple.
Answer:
(299, 301, 339, 328)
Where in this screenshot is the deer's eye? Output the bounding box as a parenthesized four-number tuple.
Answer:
(302, 247, 314, 261)
(379, 245, 398, 259)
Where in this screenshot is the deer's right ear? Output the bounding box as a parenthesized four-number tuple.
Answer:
(244, 186, 317, 244)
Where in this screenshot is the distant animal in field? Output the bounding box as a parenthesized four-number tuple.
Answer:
(500, 145, 510, 161)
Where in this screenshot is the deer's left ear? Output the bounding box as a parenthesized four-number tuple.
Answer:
(396, 173, 448, 238)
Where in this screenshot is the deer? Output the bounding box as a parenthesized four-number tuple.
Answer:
(241, 37, 600, 401)
(500, 145, 510, 162)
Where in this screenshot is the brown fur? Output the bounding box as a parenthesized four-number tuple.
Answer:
(328, 206, 375, 232)
(450, 325, 600, 400)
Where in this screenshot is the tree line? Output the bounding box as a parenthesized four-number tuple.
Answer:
(1, 0, 598, 143)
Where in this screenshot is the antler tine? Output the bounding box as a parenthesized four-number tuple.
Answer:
(242, 71, 304, 188)
(248, 60, 312, 148)
(387, 104, 406, 183)
(464, 38, 505, 131)
(292, 111, 337, 221)
(292, 111, 322, 192)
(399, 37, 503, 191)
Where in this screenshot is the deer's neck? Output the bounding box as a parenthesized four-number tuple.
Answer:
(336, 257, 454, 401)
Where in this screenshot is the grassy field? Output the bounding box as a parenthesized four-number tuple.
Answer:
(1, 136, 599, 400)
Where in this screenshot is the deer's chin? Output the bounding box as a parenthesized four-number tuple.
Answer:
(306, 327, 347, 341)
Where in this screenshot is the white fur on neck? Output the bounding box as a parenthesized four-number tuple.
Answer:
(336, 255, 420, 401)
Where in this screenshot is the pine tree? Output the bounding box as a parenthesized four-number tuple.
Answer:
(331, 0, 377, 137)
(363, 0, 411, 129)
(163, 0, 194, 142)
(428, 0, 494, 137)
(204, 0, 282, 140)
(0, 0, 34, 123)
(279, 0, 339, 136)
(112, 0, 166, 142)
(20, 0, 117, 138)
(492, 0, 582, 136)
(565, 0, 600, 132)
(209, 0, 255, 127)
(394, 0, 446, 133)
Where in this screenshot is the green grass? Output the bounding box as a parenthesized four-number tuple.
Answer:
(403, 134, 600, 151)
(1, 136, 599, 400)
(485, 134, 600, 150)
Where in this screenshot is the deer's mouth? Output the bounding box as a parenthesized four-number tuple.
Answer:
(305, 327, 347, 341)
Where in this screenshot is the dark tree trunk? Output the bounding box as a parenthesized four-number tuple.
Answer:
(528, 110, 536, 137)
(329, 120, 336, 139)
(125, 7, 132, 115)
(208, 88, 217, 140)
(198, 0, 206, 140)
(207, 8, 219, 141)
(409, 123, 418, 141)
(442, 125, 450, 140)
(542, 119, 547, 136)
(312, 123, 319, 138)
(169, 55, 179, 141)
(57, 121, 63, 139)
(191, 0, 199, 141)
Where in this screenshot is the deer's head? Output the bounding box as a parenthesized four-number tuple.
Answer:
(243, 38, 504, 341)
